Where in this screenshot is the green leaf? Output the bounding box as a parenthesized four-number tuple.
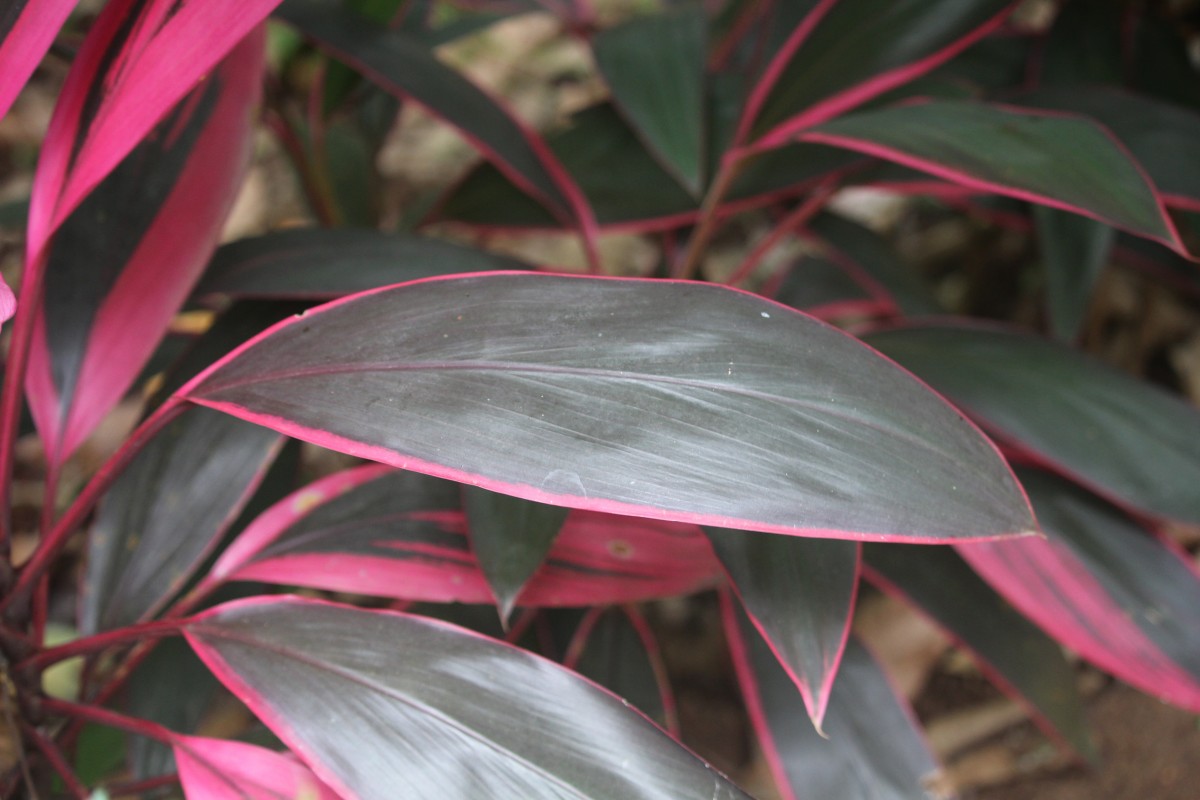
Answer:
(464, 487, 570, 622)
(185, 597, 753, 799)
(806, 101, 1179, 250)
(187, 274, 1036, 542)
(706, 528, 858, 729)
(863, 543, 1095, 760)
(594, 6, 707, 195)
(1033, 206, 1113, 342)
(865, 323, 1200, 524)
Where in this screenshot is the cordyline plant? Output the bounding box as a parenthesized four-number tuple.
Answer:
(0, 0, 1199, 797)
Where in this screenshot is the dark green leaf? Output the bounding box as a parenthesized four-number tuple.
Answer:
(865, 323, 1200, 524)
(464, 487, 570, 622)
(1033, 206, 1113, 342)
(706, 527, 858, 728)
(594, 6, 706, 194)
(186, 597, 753, 799)
(188, 274, 1036, 542)
(863, 543, 1095, 760)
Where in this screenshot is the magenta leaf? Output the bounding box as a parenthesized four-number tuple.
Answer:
(957, 468, 1200, 711)
(865, 322, 1200, 524)
(184, 273, 1034, 542)
(593, 5, 707, 195)
(211, 465, 721, 607)
(745, 0, 1016, 145)
(863, 544, 1095, 760)
(464, 487, 570, 622)
(0, 0, 77, 125)
(26, 28, 265, 463)
(174, 735, 342, 800)
(723, 595, 942, 800)
(802, 101, 1188, 256)
(81, 408, 282, 633)
(705, 527, 858, 731)
(195, 228, 531, 301)
(184, 596, 753, 799)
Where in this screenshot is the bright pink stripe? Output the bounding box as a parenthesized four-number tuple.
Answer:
(799, 129, 1188, 255)
(755, 4, 1017, 147)
(173, 735, 343, 800)
(732, 0, 841, 148)
(0, 0, 78, 122)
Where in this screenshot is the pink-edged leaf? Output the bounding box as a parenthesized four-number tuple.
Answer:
(957, 468, 1200, 711)
(593, 5, 706, 195)
(212, 465, 721, 607)
(27, 0, 279, 244)
(744, 0, 1016, 146)
(802, 100, 1191, 256)
(463, 487, 569, 622)
(183, 273, 1035, 542)
(0, 1, 77, 125)
(704, 527, 858, 731)
(275, 0, 577, 223)
(184, 596, 752, 799)
(862, 543, 1095, 760)
(173, 735, 342, 800)
(81, 407, 283, 633)
(194, 228, 532, 301)
(722, 593, 943, 800)
(865, 322, 1200, 524)
(26, 28, 265, 463)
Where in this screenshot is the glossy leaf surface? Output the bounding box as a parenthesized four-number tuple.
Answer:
(706, 527, 858, 729)
(196, 228, 531, 300)
(724, 597, 940, 800)
(185, 597, 753, 799)
(866, 323, 1200, 524)
(593, 6, 706, 194)
(749, 0, 1015, 142)
(212, 465, 721, 607)
(863, 543, 1094, 759)
(464, 487, 570, 621)
(187, 273, 1034, 542)
(1033, 206, 1113, 342)
(27, 29, 264, 462)
(276, 0, 575, 220)
(958, 469, 1200, 711)
(81, 407, 282, 633)
(174, 735, 341, 800)
(804, 101, 1184, 254)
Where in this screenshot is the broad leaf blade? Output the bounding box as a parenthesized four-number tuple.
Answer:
(863, 543, 1095, 760)
(723, 596, 942, 800)
(276, 0, 576, 220)
(213, 466, 721, 607)
(804, 101, 1186, 255)
(593, 6, 706, 195)
(27, 28, 265, 462)
(0, 1, 77, 124)
(81, 407, 282, 633)
(464, 487, 570, 622)
(958, 469, 1200, 711)
(705, 527, 858, 730)
(749, 0, 1015, 142)
(1033, 206, 1113, 342)
(174, 735, 341, 800)
(196, 228, 531, 300)
(865, 322, 1200, 524)
(185, 273, 1035, 542)
(185, 597, 753, 799)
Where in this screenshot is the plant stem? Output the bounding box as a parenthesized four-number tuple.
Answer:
(40, 698, 175, 744)
(672, 152, 747, 280)
(725, 181, 837, 288)
(0, 398, 188, 621)
(22, 721, 86, 799)
(17, 618, 183, 672)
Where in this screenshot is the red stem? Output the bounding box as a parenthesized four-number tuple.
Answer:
(21, 721, 88, 799)
(41, 698, 175, 744)
(621, 605, 680, 738)
(1, 398, 188, 619)
(17, 618, 184, 672)
(725, 182, 837, 288)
